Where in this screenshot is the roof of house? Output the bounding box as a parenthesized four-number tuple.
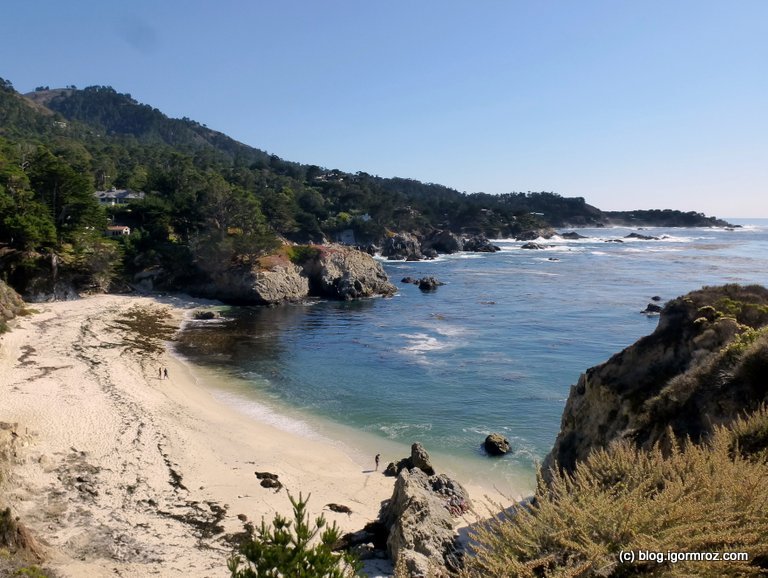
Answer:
(95, 188, 145, 200)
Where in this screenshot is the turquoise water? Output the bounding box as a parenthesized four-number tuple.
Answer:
(174, 220, 768, 492)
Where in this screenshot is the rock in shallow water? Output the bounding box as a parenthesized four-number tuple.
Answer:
(484, 433, 511, 456)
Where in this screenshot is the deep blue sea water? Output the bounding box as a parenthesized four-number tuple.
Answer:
(174, 219, 768, 494)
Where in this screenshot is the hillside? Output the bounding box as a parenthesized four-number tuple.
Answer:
(0, 76, 733, 301)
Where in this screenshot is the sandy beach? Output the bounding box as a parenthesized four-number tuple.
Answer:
(0, 294, 511, 577)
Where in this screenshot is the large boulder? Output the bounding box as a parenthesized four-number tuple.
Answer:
(383, 442, 436, 477)
(409, 442, 435, 475)
(461, 235, 501, 253)
(625, 232, 659, 240)
(382, 233, 423, 261)
(382, 468, 470, 577)
(483, 433, 511, 456)
(421, 230, 463, 255)
(205, 262, 310, 305)
(515, 228, 556, 241)
(301, 246, 396, 300)
(417, 277, 444, 292)
(559, 231, 588, 240)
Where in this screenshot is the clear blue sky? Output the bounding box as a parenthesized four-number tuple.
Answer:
(2, 1, 766, 217)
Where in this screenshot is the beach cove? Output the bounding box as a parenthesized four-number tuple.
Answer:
(0, 294, 506, 577)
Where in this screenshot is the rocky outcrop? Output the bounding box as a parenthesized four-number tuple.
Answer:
(625, 232, 659, 240)
(418, 277, 444, 292)
(383, 442, 436, 477)
(559, 231, 587, 239)
(642, 303, 662, 315)
(543, 284, 768, 482)
(0, 251, 80, 302)
(192, 245, 395, 305)
(0, 280, 25, 331)
(461, 235, 501, 253)
(204, 262, 310, 305)
(382, 233, 423, 261)
(301, 246, 397, 300)
(378, 443, 471, 577)
(520, 242, 546, 250)
(515, 228, 556, 241)
(421, 230, 463, 255)
(483, 433, 511, 456)
(382, 469, 469, 577)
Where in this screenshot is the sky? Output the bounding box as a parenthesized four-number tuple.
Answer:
(1, 1, 767, 217)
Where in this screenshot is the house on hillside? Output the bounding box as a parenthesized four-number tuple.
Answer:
(105, 225, 131, 237)
(95, 188, 145, 205)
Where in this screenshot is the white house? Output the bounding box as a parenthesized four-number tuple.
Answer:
(95, 188, 145, 205)
(105, 225, 131, 237)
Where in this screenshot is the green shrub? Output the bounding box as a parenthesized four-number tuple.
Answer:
(227, 493, 362, 578)
(462, 408, 768, 577)
(286, 245, 321, 265)
(14, 566, 52, 578)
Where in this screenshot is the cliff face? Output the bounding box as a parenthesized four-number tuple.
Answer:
(0, 279, 25, 332)
(543, 284, 768, 480)
(301, 245, 396, 300)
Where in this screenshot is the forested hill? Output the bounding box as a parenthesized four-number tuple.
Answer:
(0, 78, 732, 298)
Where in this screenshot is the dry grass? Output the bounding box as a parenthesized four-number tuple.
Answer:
(462, 408, 768, 577)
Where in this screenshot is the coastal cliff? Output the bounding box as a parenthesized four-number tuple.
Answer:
(464, 285, 768, 577)
(543, 283, 768, 479)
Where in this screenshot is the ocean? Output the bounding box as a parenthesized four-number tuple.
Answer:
(173, 219, 768, 496)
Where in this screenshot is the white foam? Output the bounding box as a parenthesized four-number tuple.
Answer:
(212, 389, 323, 440)
(399, 332, 450, 353)
(376, 422, 433, 439)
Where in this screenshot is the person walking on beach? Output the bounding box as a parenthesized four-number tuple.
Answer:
(375, 453, 380, 471)
(159, 367, 163, 379)
(163, 367, 168, 380)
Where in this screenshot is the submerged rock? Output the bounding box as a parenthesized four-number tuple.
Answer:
(418, 277, 444, 292)
(625, 232, 660, 240)
(192, 309, 220, 320)
(560, 231, 588, 239)
(642, 303, 663, 315)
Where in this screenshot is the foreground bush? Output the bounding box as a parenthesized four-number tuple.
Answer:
(227, 493, 362, 578)
(463, 407, 768, 577)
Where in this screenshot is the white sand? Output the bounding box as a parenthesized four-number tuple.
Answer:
(0, 294, 514, 577)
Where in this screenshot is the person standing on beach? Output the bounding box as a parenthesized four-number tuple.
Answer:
(159, 367, 163, 379)
(375, 453, 380, 471)
(163, 368, 168, 380)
